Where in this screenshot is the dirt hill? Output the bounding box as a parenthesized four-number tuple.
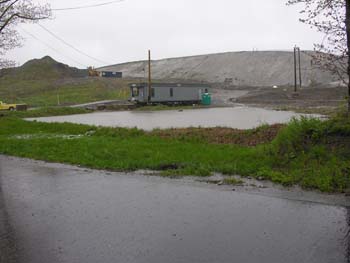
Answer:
(98, 51, 338, 87)
(0, 56, 130, 107)
(0, 56, 87, 80)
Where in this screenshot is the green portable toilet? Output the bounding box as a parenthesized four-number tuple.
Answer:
(201, 93, 211, 105)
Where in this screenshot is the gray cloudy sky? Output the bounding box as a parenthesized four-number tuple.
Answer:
(7, 0, 321, 68)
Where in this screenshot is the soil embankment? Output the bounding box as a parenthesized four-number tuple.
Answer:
(98, 51, 337, 86)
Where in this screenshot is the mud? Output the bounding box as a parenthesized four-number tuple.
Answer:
(234, 86, 347, 108)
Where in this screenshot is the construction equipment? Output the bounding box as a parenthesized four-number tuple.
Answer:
(88, 66, 100, 77)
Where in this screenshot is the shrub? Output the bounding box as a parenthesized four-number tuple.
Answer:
(271, 117, 326, 160)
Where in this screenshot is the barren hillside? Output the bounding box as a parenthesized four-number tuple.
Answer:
(98, 51, 338, 87)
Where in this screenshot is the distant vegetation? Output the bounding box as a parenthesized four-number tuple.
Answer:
(0, 112, 349, 193)
(0, 56, 130, 107)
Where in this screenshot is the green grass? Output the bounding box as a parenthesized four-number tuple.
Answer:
(0, 107, 92, 118)
(0, 55, 132, 108)
(266, 115, 350, 191)
(0, 117, 265, 175)
(0, 78, 130, 107)
(0, 115, 349, 192)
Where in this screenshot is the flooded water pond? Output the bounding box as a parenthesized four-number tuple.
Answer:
(28, 107, 317, 130)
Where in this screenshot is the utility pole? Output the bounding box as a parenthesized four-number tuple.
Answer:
(293, 46, 302, 93)
(148, 50, 152, 103)
(294, 46, 297, 93)
(298, 47, 302, 88)
(57, 85, 60, 106)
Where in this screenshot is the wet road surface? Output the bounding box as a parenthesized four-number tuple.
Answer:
(0, 155, 349, 263)
(28, 107, 314, 130)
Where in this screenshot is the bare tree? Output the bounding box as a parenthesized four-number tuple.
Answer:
(0, 0, 51, 68)
(287, 0, 350, 113)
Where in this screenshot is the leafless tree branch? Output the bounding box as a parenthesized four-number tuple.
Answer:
(0, 0, 51, 68)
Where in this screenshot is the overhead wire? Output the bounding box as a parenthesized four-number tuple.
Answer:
(37, 23, 111, 65)
(19, 26, 88, 68)
(52, 0, 125, 11)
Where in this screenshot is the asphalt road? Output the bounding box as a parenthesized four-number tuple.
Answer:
(0, 155, 349, 263)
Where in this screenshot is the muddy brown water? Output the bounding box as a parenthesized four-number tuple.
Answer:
(0, 156, 349, 263)
(27, 107, 317, 130)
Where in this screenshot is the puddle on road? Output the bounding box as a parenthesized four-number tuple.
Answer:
(27, 106, 318, 130)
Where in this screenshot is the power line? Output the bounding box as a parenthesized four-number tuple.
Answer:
(20, 27, 88, 68)
(52, 0, 125, 11)
(37, 23, 110, 65)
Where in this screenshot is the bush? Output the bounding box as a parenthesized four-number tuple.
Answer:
(271, 117, 326, 160)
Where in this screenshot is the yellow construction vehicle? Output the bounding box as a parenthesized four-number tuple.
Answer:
(88, 66, 100, 77)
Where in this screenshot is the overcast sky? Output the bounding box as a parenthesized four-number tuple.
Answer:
(6, 0, 321, 68)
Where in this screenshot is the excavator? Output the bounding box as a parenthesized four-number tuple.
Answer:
(88, 66, 100, 77)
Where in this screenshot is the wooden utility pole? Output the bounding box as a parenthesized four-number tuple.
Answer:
(294, 46, 297, 92)
(346, 0, 350, 114)
(148, 50, 152, 103)
(298, 47, 302, 88)
(293, 46, 302, 92)
(57, 85, 60, 106)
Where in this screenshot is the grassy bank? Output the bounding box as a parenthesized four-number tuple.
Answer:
(0, 115, 349, 192)
(0, 56, 131, 107)
(0, 78, 130, 107)
(0, 107, 91, 118)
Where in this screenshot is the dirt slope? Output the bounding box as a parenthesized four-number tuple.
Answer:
(98, 51, 338, 86)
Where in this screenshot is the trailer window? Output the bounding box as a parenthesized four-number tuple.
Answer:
(151, 88, 155, 97)
(170, 88, 173, 97)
